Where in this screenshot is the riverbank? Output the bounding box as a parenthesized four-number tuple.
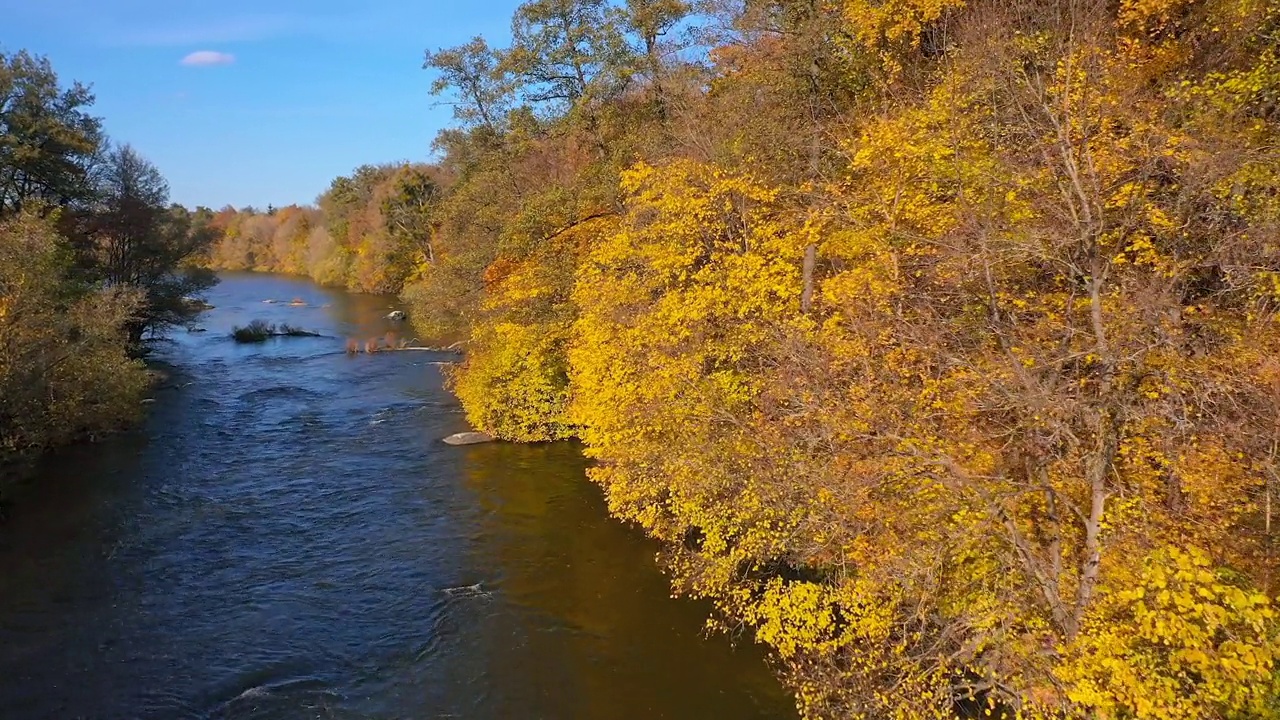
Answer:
(0, 350, 194, 496)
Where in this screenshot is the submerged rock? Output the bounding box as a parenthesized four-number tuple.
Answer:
(442, 582, 490, 598)
(386, 310, 407, 321)
(443, 431, 495, 446)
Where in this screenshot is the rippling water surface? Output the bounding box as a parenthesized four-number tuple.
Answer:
(0, 273, 792, 720)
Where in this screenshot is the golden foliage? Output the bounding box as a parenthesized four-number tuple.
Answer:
(221, 0, 1280, 715)
(0, 211, 148, 457)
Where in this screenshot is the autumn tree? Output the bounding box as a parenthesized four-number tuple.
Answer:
(203, 165, 442, 296)
(567, 0, 1280, 717)
(207, 0, 1280, 714)
(0, 211, 148, 467)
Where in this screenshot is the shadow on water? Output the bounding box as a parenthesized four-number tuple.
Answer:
(0, 272, 795, 720)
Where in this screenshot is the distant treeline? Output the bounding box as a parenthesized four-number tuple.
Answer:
(1, 50, 215, 467)
(203, 162, 443, 297)
(210, 0, 1280, 716)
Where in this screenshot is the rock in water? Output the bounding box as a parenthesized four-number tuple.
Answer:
(443, 431, 495, 446)
(386, 310, 407, 321)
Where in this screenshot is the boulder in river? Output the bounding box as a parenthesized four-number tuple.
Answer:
(386, 310, 407, 321)
(443, 431, 495, 446)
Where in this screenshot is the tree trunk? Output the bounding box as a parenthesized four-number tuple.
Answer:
(801, 244, 816, 313)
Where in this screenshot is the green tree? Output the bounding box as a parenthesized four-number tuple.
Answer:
(506, 0, 630, 106)
(616, 0, 691, 119)
(77, 144, 216, 348)
(0, 50, 103, 216)
(379, 164, 441, 265)
(424, 36, 515, 134)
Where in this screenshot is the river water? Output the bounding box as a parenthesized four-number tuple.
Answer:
(0, 273, 792, 720)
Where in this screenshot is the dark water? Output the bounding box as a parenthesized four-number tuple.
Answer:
(0, 273, 792, 720)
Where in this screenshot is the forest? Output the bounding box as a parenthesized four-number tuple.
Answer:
(0, 50, 216, 469)
(71, 0, 1280, 715)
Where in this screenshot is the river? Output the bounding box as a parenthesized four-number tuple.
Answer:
(0, 273, 793, 720)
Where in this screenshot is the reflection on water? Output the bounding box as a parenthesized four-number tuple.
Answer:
(446, 442, 787, 718)
(0, 272, 793, 719)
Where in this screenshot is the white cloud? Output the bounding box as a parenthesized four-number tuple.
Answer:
(180, 51, 235, 67)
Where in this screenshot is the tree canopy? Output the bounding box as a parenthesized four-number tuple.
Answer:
(0, 50, 102, 214)
(207, 1, 1280, 715)
(0, 53, 217, 468)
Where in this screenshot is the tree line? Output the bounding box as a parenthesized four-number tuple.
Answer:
(204, 162, 443, 296)
(209, 0, 1280, 715)
(0, 50, 216, 469)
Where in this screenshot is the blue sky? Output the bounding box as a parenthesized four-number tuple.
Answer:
(2, 0, 525, 208)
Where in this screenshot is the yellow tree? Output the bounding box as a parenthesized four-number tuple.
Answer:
(755, 0, 1280, 715)
(571, 0, 1280, 716)
(0, 211, 147, 456)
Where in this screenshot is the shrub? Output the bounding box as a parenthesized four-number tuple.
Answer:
(231, 320, 275, 343)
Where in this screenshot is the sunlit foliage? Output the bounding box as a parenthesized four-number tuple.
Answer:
(219, 0, 1280, 715)
(0, 211, 147, 458)
(1, 54, 214, 469)
(204, 163, 442, 295)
